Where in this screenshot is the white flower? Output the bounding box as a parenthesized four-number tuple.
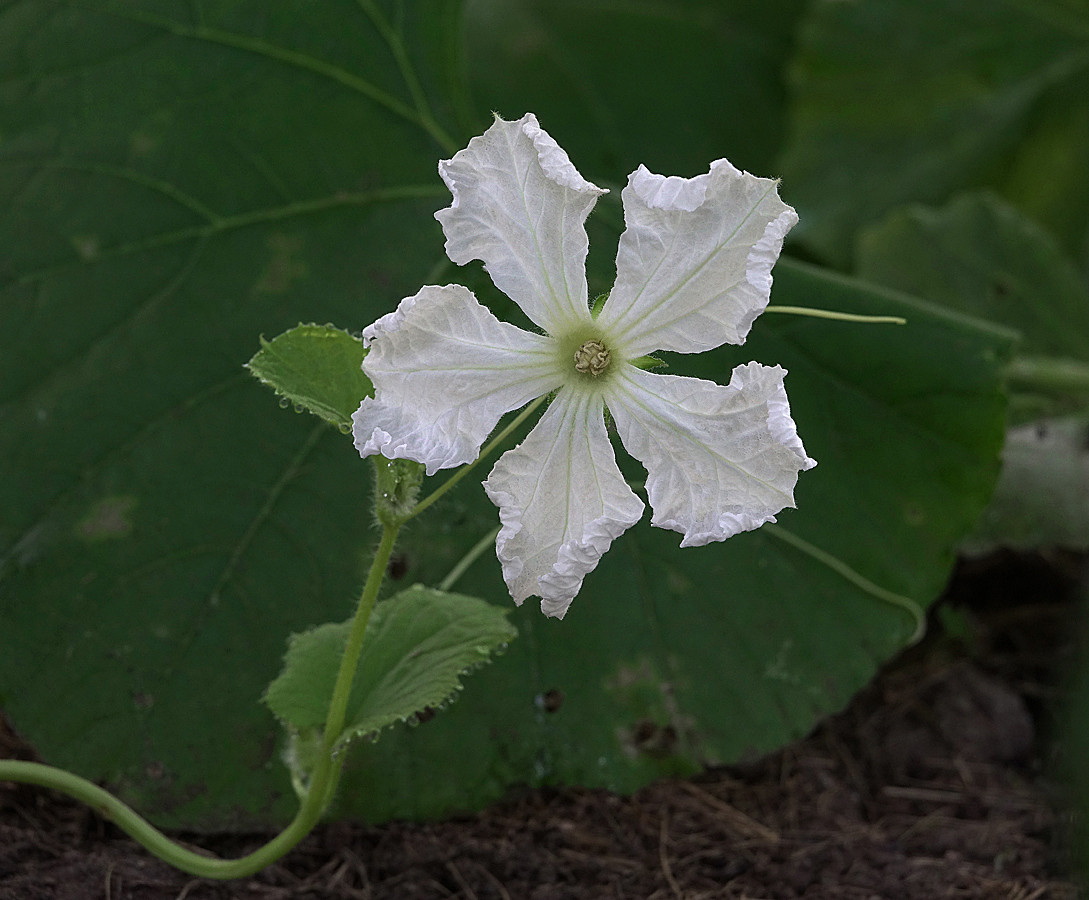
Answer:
(353, 113, 816, 619)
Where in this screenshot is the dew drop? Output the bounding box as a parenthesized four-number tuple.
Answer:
(279, 397, 291, 409)
(338, 422, 351, 435)
(292, 402, 304, 413)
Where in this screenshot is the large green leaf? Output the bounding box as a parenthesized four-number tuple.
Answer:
(858, 192, 1089, 361)
(780, 0, 1089, 267)
(857, 193, 1089, 551)
(332, 261, 1015, 822)
(465, 0, 806, 183)
(0, 0, 462, 829)
(1, 0, 1013, 831)
(857, 191, 1089, 426)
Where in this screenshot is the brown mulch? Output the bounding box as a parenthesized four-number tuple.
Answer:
(1, 550, 1084, 899)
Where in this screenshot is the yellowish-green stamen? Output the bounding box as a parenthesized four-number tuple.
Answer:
(574, 339, 610, 377)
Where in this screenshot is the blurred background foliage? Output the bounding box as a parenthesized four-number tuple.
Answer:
(1, 0, 1086, 829)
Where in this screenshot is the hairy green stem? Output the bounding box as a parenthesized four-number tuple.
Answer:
(0, 522, 402, 879)
(323, 523, 399, 745)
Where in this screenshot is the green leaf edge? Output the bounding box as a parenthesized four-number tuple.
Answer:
(246, 323, 371, 429)
(264, 585, 519, 753)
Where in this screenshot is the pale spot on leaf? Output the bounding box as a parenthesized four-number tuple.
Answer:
(71, 235, 99, 261)
(76, 496, 138, 542)
(764, 639, 799, 684)
(256, 233, 307, 293)
(130, 132, 158, 156)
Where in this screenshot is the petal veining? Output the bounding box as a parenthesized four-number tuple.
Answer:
(435, 113, 603, 336)
(597, 161, 797, 357)
(608, 364, 816, 547)
(353, 284, 560, 476)
(483, 389, 645, 618)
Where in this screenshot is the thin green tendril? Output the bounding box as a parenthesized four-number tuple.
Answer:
(764, 523, 925, 644)
(765, 305, 906, 325)
(407, 395, 548, 522)
(439, 526, 501, 592)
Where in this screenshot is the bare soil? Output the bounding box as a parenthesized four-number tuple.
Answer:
(2, 550, 1084, 899)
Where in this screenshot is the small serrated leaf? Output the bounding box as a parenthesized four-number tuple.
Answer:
(264, 586, 517, 749)
(247, 324, 372, 430)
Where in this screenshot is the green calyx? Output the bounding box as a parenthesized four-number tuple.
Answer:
(629, 355, 666, 371)
(373, 457, 425, 526)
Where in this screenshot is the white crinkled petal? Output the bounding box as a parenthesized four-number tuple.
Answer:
(608, 363, 816, 547)
(352, 284, 561, 476)
(435, 113, 604, 336)
(483, 389, 645, 619)
(596, 160, 798, 357)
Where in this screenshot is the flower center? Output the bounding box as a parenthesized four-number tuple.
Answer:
(573, 339, 610, 377)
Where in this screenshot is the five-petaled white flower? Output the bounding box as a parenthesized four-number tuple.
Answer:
(353, 113, 816, 618)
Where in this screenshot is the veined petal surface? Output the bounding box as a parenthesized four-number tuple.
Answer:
(597, 161, 797, 358)
(353, 285, 559, 476)
(608, 364, 816, 547)
(483, 389, 645, 619)
(435, 113, 604, 336)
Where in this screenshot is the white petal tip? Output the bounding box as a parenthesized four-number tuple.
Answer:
(488, 495, 640, 618)
(613, 364, 814, 551)
(483, 393, 644, 618)
(540, 596, 573, 619)
(671, 511, 778, 549)
(351, 417, 447, 477)
(436, 113, 605, 226)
